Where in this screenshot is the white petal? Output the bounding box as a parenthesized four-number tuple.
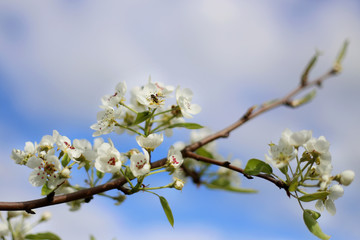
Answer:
(315, 200, 324, 212)
(325, 199, 336, 215)
(29, 170, 46, 187)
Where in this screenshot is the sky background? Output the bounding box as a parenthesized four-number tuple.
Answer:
(0, 0, 360, 239)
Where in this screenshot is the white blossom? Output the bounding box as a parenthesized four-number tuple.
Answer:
(101, 81, 127, 107)
(94, 142, 124, 174)
(53, 130, 81, 160)
(136, 134, 163, 151)
(281, 128, 312, 147)
(176, 87, 201, 118)
(167, 146, 184, 168)
(90, 106, 122, 137)
(315, 184, 344, 215)
(265, 138, 296, 169)
(26, 151, 64, 188)
(136, 82, 166, 109)
(130, 148, 151, 177)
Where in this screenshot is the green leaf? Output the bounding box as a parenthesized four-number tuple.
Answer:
(159, 196, 174, 227)
(244, 158, 273, 175)
(304, 209, 321, 220)
(133, 111, 151, 125)
(25, 232, 61, 240)
(301, 51, 319, 86)
(291, 89, 316, 108)
(61, 153, 70, 168)
(205, 183, 257, 193)
(298, 191, 329, 202)
(168, 122, 203, 129)
(303, 210, 330, 240)
(334, 39, 349, 72)
(195, 147, 214, 159)
(41, 183, 53, 196)
(89, 235, 96, 240)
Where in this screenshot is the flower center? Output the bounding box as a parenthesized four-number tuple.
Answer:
(171, 156, 179, 165)
(136, 159, 146, 169)
(108, 157, 116, 166)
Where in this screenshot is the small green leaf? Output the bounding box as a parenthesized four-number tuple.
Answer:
(89, 235, 96, 240)
(301, 51, 319, 86)
(168, 122, 203, 129)
(133, 111, 152, 125)
(298, 191, 329, 202)
(291, 89, 316, 108)
(244, 158, 273, 175)
(61, 153, 70, 168)
(159, 196, 174, 227)
(41, 183, 53, 196)
(333, 39, 349, 72)
(303, 210, 330, 240)
(206, 183, 257, 193)
(195, 147, 214, 159)
(25, 232, 61, 240)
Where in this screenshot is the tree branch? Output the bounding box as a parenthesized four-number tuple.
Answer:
(0, 67, 338, 212)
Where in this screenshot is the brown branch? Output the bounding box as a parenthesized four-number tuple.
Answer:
(0, 67, 338, 212)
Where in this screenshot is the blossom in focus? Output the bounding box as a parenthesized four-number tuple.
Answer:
(26, 150, 64, 188)
(101, 81, 127, 107)
(90, 106, 122, 137)
(94, 142, 124, 174)
(53, 130, 81, 160)
(130, 148, 151, 177)
(136, 133, 163, 151)
(176, 87, 201, 118)
(136, 82, 166, 109)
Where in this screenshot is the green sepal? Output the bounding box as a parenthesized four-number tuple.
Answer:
(61, 153, 70, 168)
(205, 183, 257, 193)
(96, 170, 105, 179)
(25, 232, 61, 240)
(159, 196, 174, 227)
(168, 122, 203, 129)
(133, 111, 152, 125)
(303, 210, 330, 240)
(298, 191, 329, 202)
(244, 158, 273, 175)
(41, 183, 54, 196)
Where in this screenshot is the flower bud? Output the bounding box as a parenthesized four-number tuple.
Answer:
(60, 167, 71, 178)
(173, 179, 184, 190)
(340, 170, 355, 186)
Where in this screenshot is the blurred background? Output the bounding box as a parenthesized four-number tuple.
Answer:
(0, 0, 359, 239)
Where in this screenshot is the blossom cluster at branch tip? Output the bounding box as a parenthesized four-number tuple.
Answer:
(266, 128, 355, 216)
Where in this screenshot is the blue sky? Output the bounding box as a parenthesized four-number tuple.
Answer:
(0, 1, 360, 239)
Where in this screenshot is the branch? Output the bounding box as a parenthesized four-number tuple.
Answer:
(0, 67, 339, 212)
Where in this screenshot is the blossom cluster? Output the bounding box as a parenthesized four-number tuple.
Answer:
(265, 129, 355, 215)
(11, 79, 201, 194)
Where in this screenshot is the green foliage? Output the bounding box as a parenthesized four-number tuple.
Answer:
(298, 192, 329, 202)
(25, 232, 61, 240)
(41, 183, 53, 196)
(159, 196, 174, 227)
(244, 159, 273, 175)
(303, 210, 330, 240)
(168, 122, 203, 129)
(133, 111, 152, 125)
(61, 153, 70, 168)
